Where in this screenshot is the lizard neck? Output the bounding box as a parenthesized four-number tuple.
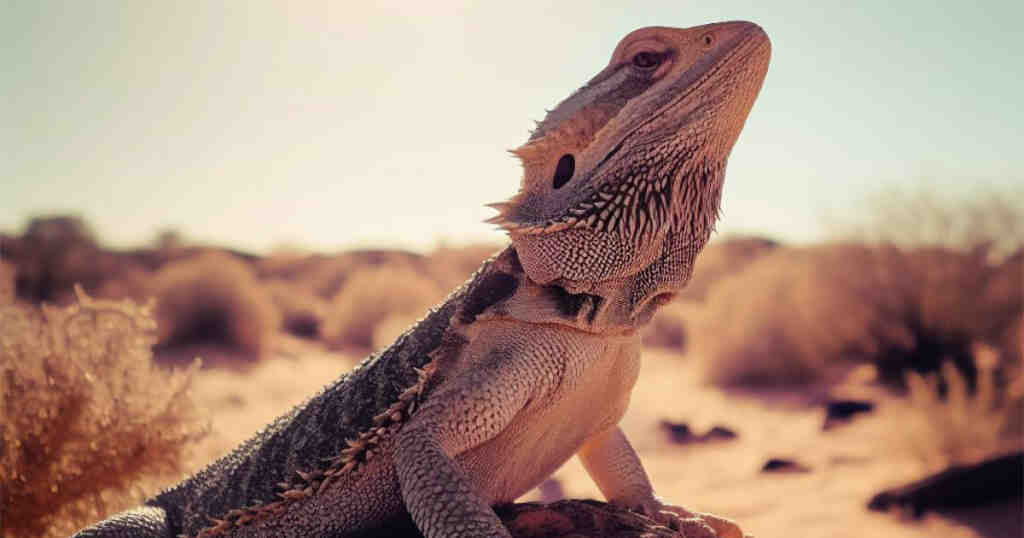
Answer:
(463, 246, 648, 337)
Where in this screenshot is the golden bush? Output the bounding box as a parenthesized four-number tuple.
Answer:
(679, 235, 778, 302)
(0, 259, 14, 303)
(7, 216, 104, 304)
(321, 266, 444, 350)
(642, 300, 697, 349)
(372, 314, 422, 351)
(895, 346, 1023, 471)
(3, 216, 157, 305)
(263, 250, 427, 300)
(0, 288, 206, 538)
(424, 243, 502, 290)
(149, 252, 280, 358)
(264, 279, 328, 339)
(94, 265, 153, 302)
(254, 246, 322, 282)
(688, 243, 1022, 387)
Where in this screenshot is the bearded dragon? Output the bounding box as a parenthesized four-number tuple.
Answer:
(73, 20, 770, 538)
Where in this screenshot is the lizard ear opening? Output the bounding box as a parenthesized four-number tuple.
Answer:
(552, 154, 575, 189)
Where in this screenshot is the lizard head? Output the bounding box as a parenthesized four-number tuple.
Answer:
(488, 21, 770, 324)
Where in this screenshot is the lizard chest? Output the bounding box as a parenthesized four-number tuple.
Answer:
(453, 322, 642, 502)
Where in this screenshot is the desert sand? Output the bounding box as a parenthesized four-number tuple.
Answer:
(179, 341, 1011, 538)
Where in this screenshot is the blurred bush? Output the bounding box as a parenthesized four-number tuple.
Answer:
(7, 216, 114, 304)
(642, 236, 776, 352)
(0, 287, 206, 538)
(898, 348, 1023, 470)
(835, 186, 1022, 260)
(258, 249, 428, 300)
(642, 301, 696, 349)
(264, 279, 328, 339)
(679, 236, 778, 302)
(149, 252, 280, 358)
(689, 187, 1023, 389)
(689, 245, 857, 386)
(424, 243, 502, 290)
(321, 265, 444, 350)
(0, 259, 14, 303)
(689, 243, 1021, 388)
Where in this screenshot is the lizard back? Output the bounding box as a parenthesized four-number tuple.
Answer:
(150, 248, 517, 536)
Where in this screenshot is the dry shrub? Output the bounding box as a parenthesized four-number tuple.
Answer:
(264, 279, 328, 339)
(688, 243, 1022, 388)
(0, 260, 14, 304)
(149, 252, 280, 358)
(94, 265, 153, 302)
(690, 187, 1023, 389)
(8, 216, 103, 304)
(321, 266, 444, 350)
(689, 246, 860, 386)
(262, 249, 427, 300)
(289, 255, 359, 298)
(0, 287, 206, 538)
(895, 346, 1023, 471)
(642, 300, 698, 349)
(4, 216, 157, 305)
(372, 314, 422, 350)
(425, 243, 502, 290)
(678, 235, 778, 302)
(254, 247, 322, 281)
(835, 186, 1023, 260)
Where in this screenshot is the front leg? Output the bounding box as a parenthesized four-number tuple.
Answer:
(70, 506, 172, 537)
(577, 426, 744, 538)
(394, 349, 536, 538)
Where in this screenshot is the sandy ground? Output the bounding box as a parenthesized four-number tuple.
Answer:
(180, 341, 1019, 538)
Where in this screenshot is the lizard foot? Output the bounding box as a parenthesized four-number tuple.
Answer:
(615, 496, 745, 538)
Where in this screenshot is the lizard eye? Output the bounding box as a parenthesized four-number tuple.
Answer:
(631, 51, 661, 69)
(552, 154, 575, 189)
(701, 33, 715, 48)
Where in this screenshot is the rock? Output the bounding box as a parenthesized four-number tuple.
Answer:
(495, 500, 685, 537)
(661, 421, 696, 443)
(761, 458, 811, 473)
(660, 421, 739, 445)
(703, 426, 738, 441)
(822, 399, 874, 430)
(340, 500, 747, 537)
(868, 451, 1023, 517)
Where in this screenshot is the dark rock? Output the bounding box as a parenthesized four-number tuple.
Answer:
(703, 426, 738, 441)
(660, 420, 738, 444)
(660, 421, 695, 443)
(868, 452, 1023, 518)
(822, 399, 874, 430)
(761, 458, 811, 473)
(375, 500, 696, 537)
(495, 500, 685, 537)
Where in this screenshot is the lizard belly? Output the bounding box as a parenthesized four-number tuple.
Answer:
(456, 329, 641, 503)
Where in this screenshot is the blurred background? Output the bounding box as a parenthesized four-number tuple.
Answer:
(1, 2, 1021, 538)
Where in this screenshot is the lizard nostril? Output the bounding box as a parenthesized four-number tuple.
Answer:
(552, 154, 575, 189)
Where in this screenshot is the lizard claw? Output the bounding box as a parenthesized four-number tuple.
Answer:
(616, 496, 745, 538)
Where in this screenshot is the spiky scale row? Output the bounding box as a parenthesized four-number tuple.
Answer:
(488, 144, 707, 242)
(188, 359, 440, 537)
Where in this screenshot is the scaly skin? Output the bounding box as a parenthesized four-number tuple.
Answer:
(72, 21, 770, 538)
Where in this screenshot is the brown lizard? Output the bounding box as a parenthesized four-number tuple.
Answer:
(72, 20, 771, 538)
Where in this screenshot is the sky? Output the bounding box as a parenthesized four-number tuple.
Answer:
(2, 1, 1021, 253)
